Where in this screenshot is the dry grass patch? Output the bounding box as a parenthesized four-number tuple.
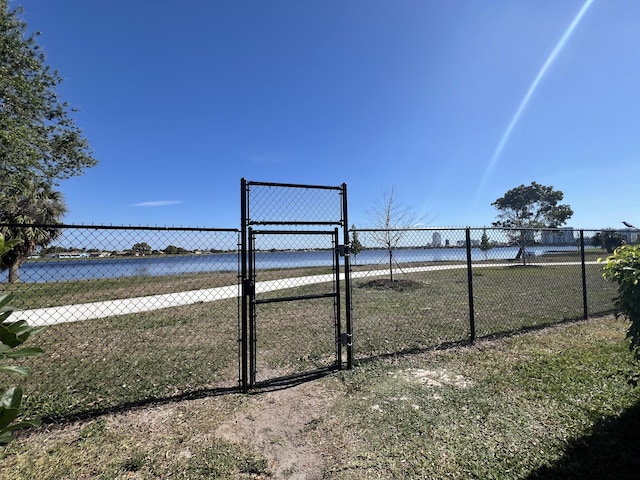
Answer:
(394, 368, 473, 388)
(0, 394, 269, 479)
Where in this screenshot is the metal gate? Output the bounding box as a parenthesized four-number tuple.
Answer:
(240, 179, 352, 391)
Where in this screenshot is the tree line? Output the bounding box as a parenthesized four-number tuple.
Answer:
(39, 243, 227, 257)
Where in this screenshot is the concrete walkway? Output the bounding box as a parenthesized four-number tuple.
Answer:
(13, 262, 588, 326)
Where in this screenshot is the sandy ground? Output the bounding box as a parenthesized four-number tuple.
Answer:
(217, 382, 337, 479)
(7, 380, 338, 479)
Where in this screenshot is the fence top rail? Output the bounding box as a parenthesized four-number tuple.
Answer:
(245, 180, 344, 191)
(352, 227, 471, 233)
(0, 223, 240, 233)
(351, 226, 609, 233)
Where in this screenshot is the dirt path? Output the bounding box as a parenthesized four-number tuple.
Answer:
(217, 382, 337, 479)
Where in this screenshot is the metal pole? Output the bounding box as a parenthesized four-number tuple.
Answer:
(341, 183, 353, 369)
(580, 230, 588, 320)
(334, 228, 342, 369)
(465, 227, 476, 343)
(248, 227, 256, 387)
(239, 178, 248, 392)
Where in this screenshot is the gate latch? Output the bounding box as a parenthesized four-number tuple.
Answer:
(243, 279, 255, 296)
(337, 244, 350, 257)
(339, 333, 352, 346)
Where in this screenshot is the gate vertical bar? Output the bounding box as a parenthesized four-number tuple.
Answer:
(580, 229, 589, 320)
(466, 227, 476, 343)
(333, 227, 342, 369)
(240, 178, 249, 392)
(248, 227, 257, 387)
(341, 183, 353, 369)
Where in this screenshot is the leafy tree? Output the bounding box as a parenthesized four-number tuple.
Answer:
(131, 242, 152, 256)
(350, 225, 363, 265)
(0, 179, 67, 283)
(594, 230, 625, 253)
(0, 233, 44, 445)
(1, 1, 96, 282)
(591, 233, 602, 248)
(479, 228, 493, 260)
(164, 245, 188, 255)
(369, 187, 421, 281)
(164, 245, 178, 255)
(492, 182, 573, 264)
(0, 1, 97, 186)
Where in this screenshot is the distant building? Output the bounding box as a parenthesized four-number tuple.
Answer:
(432, 232, 442, 246)
(456, 239, 480, 247)
(541, 228, 575, 245)
(620, 229, 640, 244)
(54, 251, 90, 259)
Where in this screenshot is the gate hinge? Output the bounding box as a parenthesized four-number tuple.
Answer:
(337, 244, 350, 257)
(338, 333, 352, 346)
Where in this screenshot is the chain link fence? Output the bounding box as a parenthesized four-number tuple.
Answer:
(350, 228, 470, 356)
(0, 222, 629, 421)
(1, 224, 241, 421)
(349, 227, 620, 360)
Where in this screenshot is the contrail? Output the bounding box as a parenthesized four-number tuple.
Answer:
(477, 0, 595, 195)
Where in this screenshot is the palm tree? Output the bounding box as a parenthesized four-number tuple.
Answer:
(0, 179, 67, 283)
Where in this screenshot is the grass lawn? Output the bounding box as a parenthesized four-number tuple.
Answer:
(1, 316, 639, 479)
(321, 315, 640, 479)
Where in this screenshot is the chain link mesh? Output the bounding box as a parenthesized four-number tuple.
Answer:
(249, 231, 339, 383)
(349, 227, 619, 360)
(0, 221, 626, 420)
(350, 229, 470, 357)
(0, 225, 240, 420)
(246, 182, 343, 225)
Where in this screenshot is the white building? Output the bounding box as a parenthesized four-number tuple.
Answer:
(432, 232, 442, 246)
(621, 229, 640, 244)
(541, 228, 575, 245)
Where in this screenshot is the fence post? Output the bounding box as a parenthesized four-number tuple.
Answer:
(466, 227, 476, 343)
(240, 178, 249, 393)
(580, 229, 588, 320)
(341, 183, 353, 370)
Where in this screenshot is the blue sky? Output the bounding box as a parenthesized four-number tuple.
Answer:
(15, 0, 640, 230)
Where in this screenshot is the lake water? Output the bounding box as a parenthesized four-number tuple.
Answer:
(14, 245, 585, 283)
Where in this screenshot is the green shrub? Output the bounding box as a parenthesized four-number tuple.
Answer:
(601, 245, 640, 358)
(1, 234, 44, 445)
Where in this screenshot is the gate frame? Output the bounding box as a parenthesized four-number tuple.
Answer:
(240, 179, 352, 392)
(248, 227, 343, 387)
